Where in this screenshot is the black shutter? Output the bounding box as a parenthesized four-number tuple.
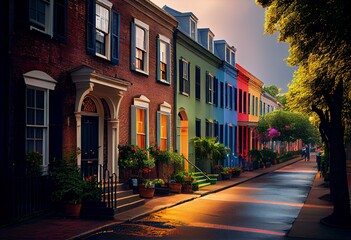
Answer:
(179, 59, 183, 93)
(86, 0, 96, 55)
(187, 62, 190, 94)
(53, 0, 68, 42)
(214, 77, 218, 107)
(206, 73, 209, 103)
(111, 10, 120, 64)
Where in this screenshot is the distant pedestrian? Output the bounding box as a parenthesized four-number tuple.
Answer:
(304, 145, 310, 161)
(301, 146, 306, 158)
(316, 149, 322, 171)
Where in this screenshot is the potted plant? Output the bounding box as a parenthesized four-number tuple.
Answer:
(221, 167, 232, 180)
(182, 172, 194, 193)
(138, 179, 156, 198)
(154, 178, 170, 195)
(51, 153, 85, 217)
(231, 167, 242, 177)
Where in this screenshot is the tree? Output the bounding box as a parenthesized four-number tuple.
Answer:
(256, 110, 320, 151)
(256, 0, 351, 226)
(263, 85, 280, 98)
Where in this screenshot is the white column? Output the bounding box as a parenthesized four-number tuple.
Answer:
(75, 112, 82, 167)
(110, 119, 119, 180)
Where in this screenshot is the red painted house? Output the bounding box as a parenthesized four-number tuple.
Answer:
(236, 64, 250, 158)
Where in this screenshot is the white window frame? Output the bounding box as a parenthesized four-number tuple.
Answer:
(208, 33, 214, 53)
(23, 70, 57, 174)
(157, 102, 172, 151)
(207, 73, 214, 104)
(95, 0, 112, 60)
(190, 18, 197, 40)
(132, 18, 149, 75)
(181, 59, 190, 95)
(158, 34, 171, 84)
(131, 95, 150, 148)
(29, 0, 54, 36)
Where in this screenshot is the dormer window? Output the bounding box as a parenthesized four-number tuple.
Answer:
(225, 46, 235, 66)
(190, 18, 197, 40)
(208, 34, 214, 53)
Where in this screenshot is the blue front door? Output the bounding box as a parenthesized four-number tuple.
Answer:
(81, 116, 98, 179)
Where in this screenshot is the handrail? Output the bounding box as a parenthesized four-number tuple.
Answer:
(181, 155, 211, 181)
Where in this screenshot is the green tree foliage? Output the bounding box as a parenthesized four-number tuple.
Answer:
(263, 85, 279, 98)
(256, 110, 320, 144)
(256, 0, 351, 225)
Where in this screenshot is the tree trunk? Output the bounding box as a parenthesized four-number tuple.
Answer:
(321, 81, 351, 226)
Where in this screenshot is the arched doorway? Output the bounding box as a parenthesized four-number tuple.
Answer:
(178, 109, 189, 171)
(70, 65, 131, 181)
(80, 96, 103, 179)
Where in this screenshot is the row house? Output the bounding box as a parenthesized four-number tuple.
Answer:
(260, 91, 279, 116)
(236, 64, 264, 157)
(163, 6, 239, 172)
(214, 40, 238, 167)
(236, 64, 250, 157)
(3, 0, 177, 223)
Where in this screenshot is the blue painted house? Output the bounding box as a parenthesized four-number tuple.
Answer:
(214, 40, 238, 167)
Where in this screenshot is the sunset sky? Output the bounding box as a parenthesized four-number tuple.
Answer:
(151, 0, 296, 93)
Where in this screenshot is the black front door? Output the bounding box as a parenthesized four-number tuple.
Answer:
(81, 116, 98, 179)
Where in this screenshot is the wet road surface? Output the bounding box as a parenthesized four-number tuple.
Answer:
(77, 160, 316, 239)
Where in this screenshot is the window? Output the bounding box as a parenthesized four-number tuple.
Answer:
(87, 0, 119, 63)
(214, 121, 219, 139)
(179, 59, 190, 95)
(234, 88, 237, 111)
(196, 118, 201, 138)
(226, 83, 233, 109)
(206, 73, 214, 104)
(231, 52, 235, 66)
(243, 91, 247, 114)
(131, 19, 149, 73)
(136, 108, 146, 149)
(208, 34, 214, 53)
(220, 82, 224, 108)
(229, 125, 233, 154)
(26, 88, 45, 155)
(131, 95, 150, 149)
(159, 114, 169, 150)
(157, 35, 171, 83)
(229, 85, 233, 110)
(252, 95, 255, 116)
(225, 47, 230, 63)
(24, 70, 57, 174)
(260, 100, 263, 116)
(248, 93, 251, 114)
(29, 0, 67, 41)
(195, 66, 201, 100)
(206, 120, 213, 137)
(219, 124, 224, 144)
(157, 102, 171, 150)
(239, 89, 242, 113)
(190, 18, 197, 40)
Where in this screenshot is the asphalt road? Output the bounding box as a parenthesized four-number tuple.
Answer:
(78, 161, 316, 239)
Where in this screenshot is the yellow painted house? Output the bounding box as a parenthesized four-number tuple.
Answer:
(248, 72, 263, 150)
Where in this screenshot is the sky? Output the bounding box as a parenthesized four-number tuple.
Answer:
(151, 0, 296, 93)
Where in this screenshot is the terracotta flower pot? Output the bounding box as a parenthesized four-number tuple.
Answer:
(182, 184, 193, 193)
(138, 185, 155, 198)
(63, 203, 82, 217)
(169, 182, 182, 193)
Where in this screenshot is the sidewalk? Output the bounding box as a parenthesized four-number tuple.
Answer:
(0, 156, 350, 240)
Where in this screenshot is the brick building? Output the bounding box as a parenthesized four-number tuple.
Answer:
(2, 0, 177, 223)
